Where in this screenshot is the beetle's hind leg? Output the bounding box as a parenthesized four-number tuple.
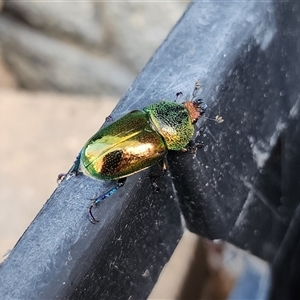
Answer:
(89, 178, 126, 224)
(57, 150, 82, 183)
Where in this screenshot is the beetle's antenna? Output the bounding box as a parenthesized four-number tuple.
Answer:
(89, 179, 126, 224)
(201, 115, 224, 123)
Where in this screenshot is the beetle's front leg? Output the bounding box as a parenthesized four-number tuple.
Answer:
(181, 140, 203, 154)
(57, 150, 82, 183)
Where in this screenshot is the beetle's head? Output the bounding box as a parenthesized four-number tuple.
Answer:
(184, 98, 207, 124)
(193, 98, 207, 116)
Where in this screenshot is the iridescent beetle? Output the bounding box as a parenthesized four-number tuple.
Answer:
(62, 82, 207, 223)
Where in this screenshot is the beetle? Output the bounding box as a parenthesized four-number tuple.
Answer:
(62, 82, 207, 223)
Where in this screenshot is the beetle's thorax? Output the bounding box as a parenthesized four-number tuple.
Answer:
(144, 101, 195, 151)
(183, 101, 201, 124)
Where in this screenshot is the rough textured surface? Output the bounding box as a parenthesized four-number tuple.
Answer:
(0, 47, 17, 88)
(100, 2, 189, 72)
(0, 2, 188, 96)
(0, 15, 135, 96)
(4, 1, 104, 47)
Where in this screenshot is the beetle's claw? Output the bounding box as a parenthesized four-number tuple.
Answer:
(89, 203, 100, 224)
(151, 180, 160, 193)
(57, 170, 81, 184)
(182, 141, 203, 154)
(105, 115, 113, 122)
(174, 91, 183, 102)
(57, 173, 67, 184)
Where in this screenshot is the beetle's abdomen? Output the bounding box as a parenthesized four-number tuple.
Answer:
(80, 110, 167, 180)
(144, 101, 194, 150)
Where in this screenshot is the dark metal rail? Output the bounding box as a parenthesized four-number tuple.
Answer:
(1, 1, 300, 299)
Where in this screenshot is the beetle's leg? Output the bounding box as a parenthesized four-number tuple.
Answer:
(105, 115, 113, 122)
(174, 91, 183, 102)
(71, 150, 82, 174)
(57, 150, 82, 183)
(151, 159, 167, 192)
(181, 140, 204, 154)
(89, 178, 126, 224)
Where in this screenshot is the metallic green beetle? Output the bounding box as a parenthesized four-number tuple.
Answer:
(66, 84, 207, 223)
